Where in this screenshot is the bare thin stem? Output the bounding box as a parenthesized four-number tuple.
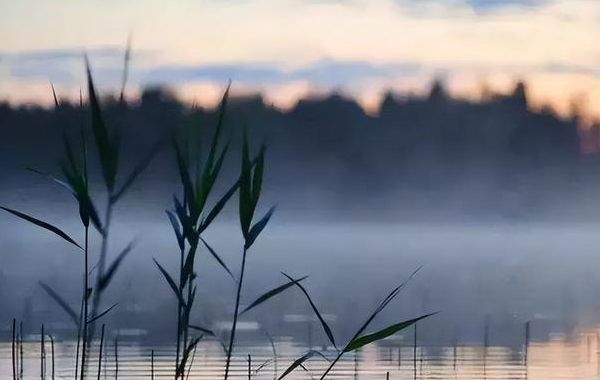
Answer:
(413, 324, 417, 380)
(75, 295, 84, 379)
(186, 345, 197, 380)
(40, 324, 45, 380)
(12, 318, 16, 380)
(183, 273, 193, 351)
(49, 335, 55, 380)
(90, 203, 114, 341)
(114, 336, 119, 380)
(97, 324, 105, 380)
(175, 241, 185, 379)
(81, 226, 90, 380)
(264, 330, 277, 380)
(224, 247, 248, 380)
(151, 350, 155, 380)
(179, 238, 200, 379)
(19, 322, 23, 380)
(247, 354, 251, 380)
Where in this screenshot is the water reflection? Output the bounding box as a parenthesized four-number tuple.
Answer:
(2, 328, 600, 379)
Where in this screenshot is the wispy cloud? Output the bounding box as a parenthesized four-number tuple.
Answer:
(7, 46, 600, 88)
(142, 60, 422, 86)
(1, 47, 126, 63)
(0, 47, 154, 85)
(541, 62, 600, 77)
(464, 0, 547, 11)
(0, 47, 423, 86)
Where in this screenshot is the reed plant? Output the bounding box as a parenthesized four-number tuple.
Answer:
(212, 131, 434, 380)
(154, 87, 306, 379)
(154, 84, 239, 378)
(1, 49, 156, 378)
(272, 267, 435, 379)
(1, 48, 435, 380)
(223, 131, 276, 380)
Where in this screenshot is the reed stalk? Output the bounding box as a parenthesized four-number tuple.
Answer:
(97, 324, 105, 380)
(114, 336, 119, 380)
(19, 322, 23, 380)
(81, 226, 89, 380)
(151, 350, 155, 380)
(49, 335, 55, 380)
(40, 324, 45, 380)
(224, 248, 248, 379)
(248, 354, 252, 380)
(12, 319, 16, 380)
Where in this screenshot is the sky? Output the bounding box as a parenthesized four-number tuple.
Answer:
(2, 0, 600, 117)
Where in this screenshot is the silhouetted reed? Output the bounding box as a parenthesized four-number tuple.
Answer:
(113, 336, 119, 380)
(154, 83, 238, 378)
(268, 267, 434, 379)
(41, 324, 45, 380)
(12, 319, 16, 380)
(49, 335, 55, 380)
(97, 324, 105, 380)
(151, 350, 155, 380)
(1, 51, 156, 379)
(224, 132, 275, 379)
(0, 47, 435, 380)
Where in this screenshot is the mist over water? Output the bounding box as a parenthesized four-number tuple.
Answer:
(2, 208, 600, 346)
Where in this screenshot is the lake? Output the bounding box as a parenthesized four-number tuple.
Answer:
(1, 327, 600, 379)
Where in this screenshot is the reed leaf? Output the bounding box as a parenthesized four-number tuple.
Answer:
(200, 237, 235, 281)
(56, 133, 102, 232)
(188, 325, 215, 336)
(344, 313, 436, 352)
(177, 336, 202, 376)
(87, 303, 118, 324)
(210, 142, 229, 184)
(39, 282, 79, 327)
(51, 83, 59, 108)
(173, 195, 193, 240)
(181, 237, 200, 287)
(153, 258, 186, 307)
(370, 266, 424, 324)
(197, 141, 230, 216)
(278, 351, 328, 380)
(199, 83, 230, 194)
(213, 82, 230, 151)
(254, 359, 273, 375)
(251, 145, 266, 211)
(199, 178, 239, 232)
(35, 161, 101, 233)
(245, 206, 275, 249)
(166, 210, 184, 251)
(112, 141, 161, 203)
(316, 266, 425, 380)
(79, 192, 103, 233)
(173, 139, 195, 216)
(282, 272, 337, 349)
(240, 276, 308, 315)
(98, 241, 135, 292)
(0, 207, 82, 249)
(239, 131, 253, 237)
(86, 56, 118, 192)
(119, 35, 131, 105)
(186, 285, 197, 318)
(27, 168, 74, 195)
